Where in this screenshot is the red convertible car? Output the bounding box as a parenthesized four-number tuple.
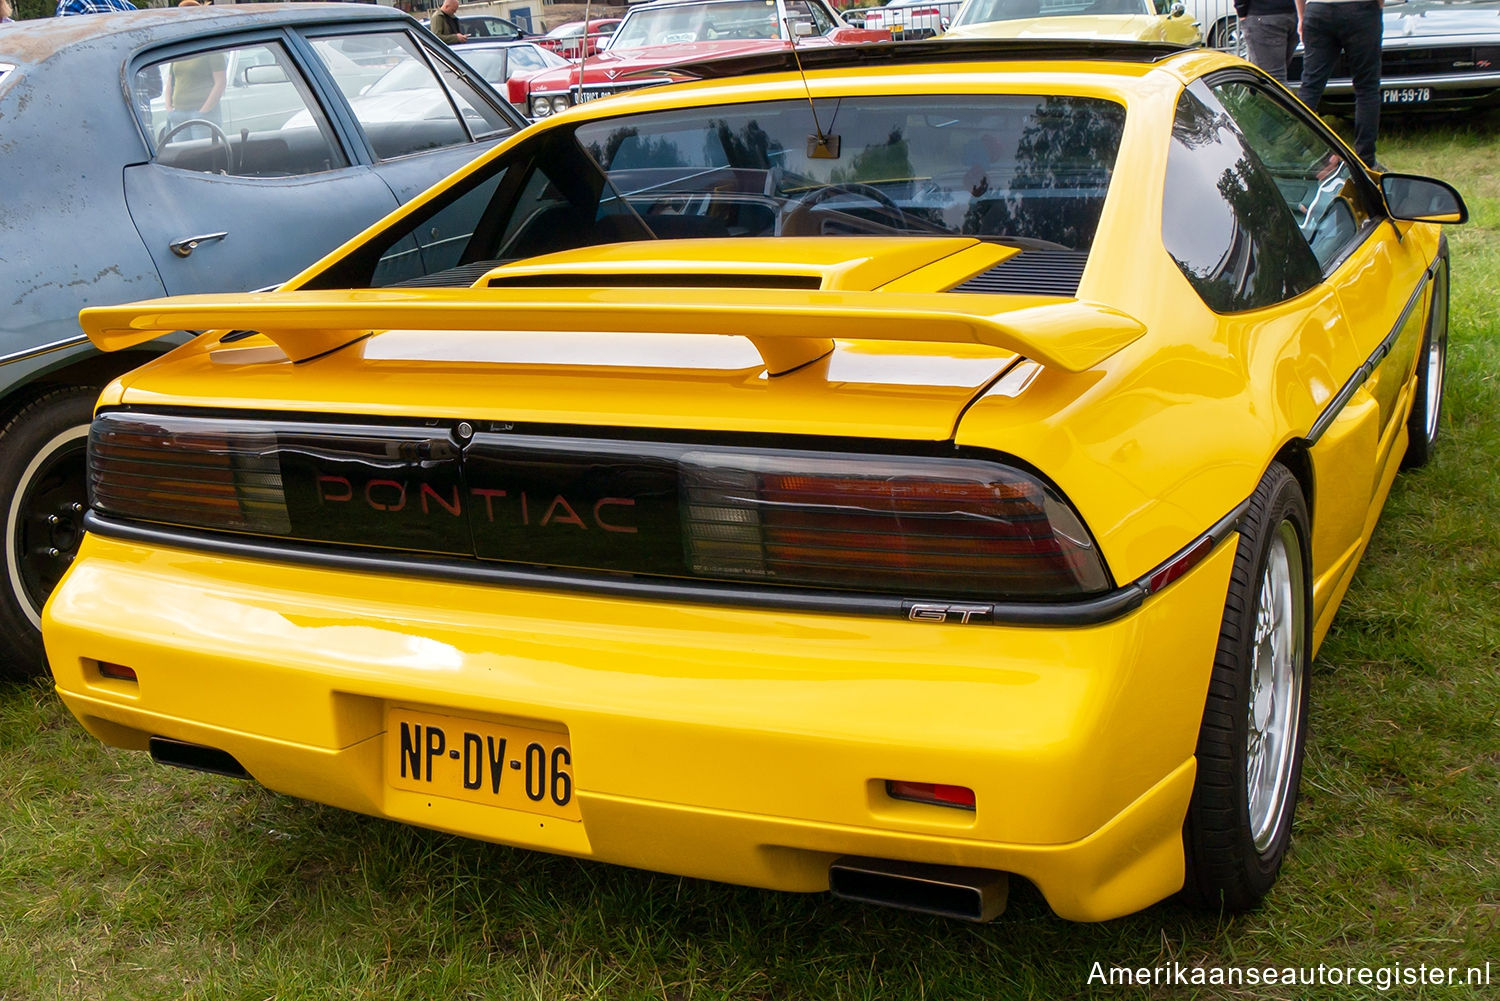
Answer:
(522, 0, 888, 119)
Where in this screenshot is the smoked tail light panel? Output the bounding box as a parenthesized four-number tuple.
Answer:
(88, 413, 1113, 604)
(680, 450, 1111, 598)
(89, 417, 290, 535)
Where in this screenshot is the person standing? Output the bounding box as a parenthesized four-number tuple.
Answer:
(1236, 0, 1299, 85)
(429, 0, 468, 45)
(1296, 0, 1385, 168)
(1, 0, 14, 24)
(164, 47, 227, 135)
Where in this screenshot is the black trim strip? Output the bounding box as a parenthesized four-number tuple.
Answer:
(1307, 257, 1439, 445)
(84, 511, 1148, 627)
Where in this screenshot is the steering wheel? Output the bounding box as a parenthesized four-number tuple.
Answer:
(781, 181, 909, 236)
(158, 118, 234, 175)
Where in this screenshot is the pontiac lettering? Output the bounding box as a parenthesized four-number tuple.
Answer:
(316, 474, 637, 532)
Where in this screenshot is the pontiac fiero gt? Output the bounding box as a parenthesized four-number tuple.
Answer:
(46, 40, 1465, 922)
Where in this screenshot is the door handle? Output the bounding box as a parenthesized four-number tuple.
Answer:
(169, 232, 228, 258)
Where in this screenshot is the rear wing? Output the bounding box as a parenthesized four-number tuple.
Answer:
(80, 286, 1146, 375)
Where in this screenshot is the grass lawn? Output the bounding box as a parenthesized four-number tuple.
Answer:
(2, 113, 1497, 1001)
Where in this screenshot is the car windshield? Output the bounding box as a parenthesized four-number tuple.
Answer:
(609, 1, 786, 49)
(304, 94, 1126, 289)
(953, 0, 1150, 27)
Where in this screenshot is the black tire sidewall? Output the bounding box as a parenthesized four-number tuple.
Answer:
(0, 387, 97, 679)
(1184, 463, 1312, 911)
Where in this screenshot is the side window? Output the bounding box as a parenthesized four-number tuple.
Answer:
(1212, 80, 1376, 272)
(785, 1, 834, 35)
(802, 1, 837, 34)
(1162, 82, 1322, 313)
(309, 32, 475, 160)
(136, 43, 347, 177)
(370, 170, 510, 287)
(430, 57, 514, 139)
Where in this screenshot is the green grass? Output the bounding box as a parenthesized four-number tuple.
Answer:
(3, 114, 1499, 1001)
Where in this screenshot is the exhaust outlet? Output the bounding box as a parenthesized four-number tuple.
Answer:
(149, 736, 251, 779)
(829, 856, 1008, 922)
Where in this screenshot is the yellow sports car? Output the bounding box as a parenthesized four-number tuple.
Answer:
(47, 40, 1465, 922)
(943, 0, 1203, 44)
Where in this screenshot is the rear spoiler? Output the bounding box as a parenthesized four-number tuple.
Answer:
(80, 286, 1146, 375)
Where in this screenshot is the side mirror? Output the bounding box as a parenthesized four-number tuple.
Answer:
(792, 20, 814, 37)
(1169, 2, 1186, 14)
(243, 64, 290, 86)
(1381, 173, 1468, 224)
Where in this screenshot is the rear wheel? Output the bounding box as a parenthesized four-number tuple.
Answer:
(0, 387, 96, 680)
(1402, 253, 1449, 469)
(1183, 462, 1311, 912)
(1208, 17, 1244, 56)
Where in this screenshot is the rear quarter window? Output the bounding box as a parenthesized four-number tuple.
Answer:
(1162, 82, 1322, 313)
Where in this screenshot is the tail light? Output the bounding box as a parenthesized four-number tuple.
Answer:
(680, 451, 1110, 598)
(88, 412, 1111, 604)
(89, 416, 289, 535)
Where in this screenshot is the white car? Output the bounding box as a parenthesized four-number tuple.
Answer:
(855, 0, 955, 38)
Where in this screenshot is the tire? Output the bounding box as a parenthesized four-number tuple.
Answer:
(1402, 252, 1449, 469)
(1208, 17, 1243, 55)
(0, 387, 97, 680)
(1182, 462, 1311, 912)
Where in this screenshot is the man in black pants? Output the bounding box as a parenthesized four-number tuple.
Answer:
(1296, 0, 1385, 169)
(1237, 0, 1299, 84)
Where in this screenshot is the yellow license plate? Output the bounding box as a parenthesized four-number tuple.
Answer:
(386, 707, 579, 822)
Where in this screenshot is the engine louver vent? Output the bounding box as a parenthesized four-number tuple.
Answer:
(486, 273, 822, 290)
(950, 251, 1089, 297)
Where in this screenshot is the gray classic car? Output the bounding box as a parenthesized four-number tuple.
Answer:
(1289, 0, 1500, 112)
(0, 5, 525, 678)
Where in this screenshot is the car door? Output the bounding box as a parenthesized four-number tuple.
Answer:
(123, 33, 401, 296)
(301, 27, 520, 207)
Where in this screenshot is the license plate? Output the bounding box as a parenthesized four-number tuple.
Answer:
(386, 707, 579, 821)
(1381, 87, 1432, 105)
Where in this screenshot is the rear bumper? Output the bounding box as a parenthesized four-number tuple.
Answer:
(45, 531, 1237, 921)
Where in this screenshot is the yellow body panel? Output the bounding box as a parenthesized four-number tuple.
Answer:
(49, 48, 1448, 920)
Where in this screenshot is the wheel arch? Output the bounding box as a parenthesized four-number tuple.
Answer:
(0, 347, 164, 425)
(1271, 440, 1315, 523)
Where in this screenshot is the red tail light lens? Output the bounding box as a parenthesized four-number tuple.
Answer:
(680, 451, 1109, 598)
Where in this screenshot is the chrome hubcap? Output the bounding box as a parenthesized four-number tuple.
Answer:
(1246, 522, 1306, 853)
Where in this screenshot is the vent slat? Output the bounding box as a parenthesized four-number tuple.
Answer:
(950, 250, 1089, 297)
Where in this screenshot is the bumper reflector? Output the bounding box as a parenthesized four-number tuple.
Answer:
(886, 779, 977, 810)
(97, 662, 138, 682)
